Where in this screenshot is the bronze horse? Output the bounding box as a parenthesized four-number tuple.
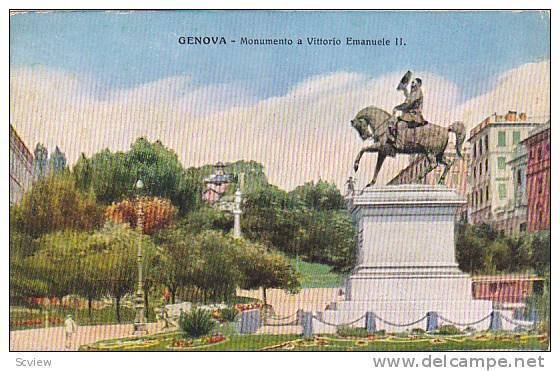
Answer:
(351, 106, 466, 188)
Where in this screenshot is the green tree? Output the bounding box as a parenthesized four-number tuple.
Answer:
(189, 231, 243, 303)
(87, 222, 159, 322)
(233, 238, 300, 306)
(178, 206, 233, 235)
(290, 180, 345, 211)
(33, 143, 49, 180)
(49, 146, 67, 173)
(455, 223, 487, 273)
(73, 138, 202, 215)
(11, 173, 105, 238)
(25, 231, 91, 306)
(152, 228, 201, 304)
(529, 231, 550, 276)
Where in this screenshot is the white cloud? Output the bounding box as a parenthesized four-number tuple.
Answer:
(10, 61, 549, 192)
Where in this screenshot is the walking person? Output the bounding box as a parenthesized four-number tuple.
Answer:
(64, 315, 78, 350)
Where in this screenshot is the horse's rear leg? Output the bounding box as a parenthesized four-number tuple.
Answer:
(417, 154, 437, 182)
(436, 153, 454, 185)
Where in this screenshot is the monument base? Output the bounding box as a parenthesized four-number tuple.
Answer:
(312, 185, 509, 334)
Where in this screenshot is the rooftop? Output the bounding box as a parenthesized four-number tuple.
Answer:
(467, 111, 542, 142)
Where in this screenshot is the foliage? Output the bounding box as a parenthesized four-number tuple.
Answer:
(10, 256, 49, 302)
(336, 326, 369, 338)
(9, 229, 39, 258)
(189, 231, 244, 302)
(218, 306, 239, 322)
(33, 143, 49, 180)
(179, 308, 215, 338)
(10, 172, 105, 238)
(455, 223, 550, 274)
(178, 206, 233, 235)
(436, 325, 463, 335)
(86, 222, 159, 321)
(289, 180, 345, 211)
(22, 230, 92, 302)
(105, 196, 178, 235)
(73, 138, 203, 214)
(49, 146, 67, 173)
(152, 227, 201, 304)
(242, 183, 355, 272)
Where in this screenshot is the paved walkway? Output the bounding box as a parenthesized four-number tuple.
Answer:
(10, 323, 161, 351)
(241, 288, 342, 335)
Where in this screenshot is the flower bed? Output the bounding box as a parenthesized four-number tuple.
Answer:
(167, 333, 227, 350)
(11, 317, 64, 327)
(234, 303, 264, 312)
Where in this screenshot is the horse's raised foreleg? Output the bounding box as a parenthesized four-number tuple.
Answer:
(365, 154, 386, 188)
(436, 153, 455, 185)
(354, 143, 381, 172)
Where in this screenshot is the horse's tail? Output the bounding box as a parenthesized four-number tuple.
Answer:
(448, 121, 466, 159)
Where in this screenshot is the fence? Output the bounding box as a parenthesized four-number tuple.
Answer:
(236, 308, 536, 336)
(303, 310, 535, 337)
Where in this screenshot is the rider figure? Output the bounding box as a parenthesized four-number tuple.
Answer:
(388, 75, 428, 144)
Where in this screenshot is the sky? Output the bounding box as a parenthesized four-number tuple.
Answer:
(10, 10, 550, 190)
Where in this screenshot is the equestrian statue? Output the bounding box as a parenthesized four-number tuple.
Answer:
(351, 71, 466, 188)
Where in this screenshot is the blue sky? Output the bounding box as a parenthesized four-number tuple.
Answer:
(10, 11, 549, 101)
(9, 11, 551, 189)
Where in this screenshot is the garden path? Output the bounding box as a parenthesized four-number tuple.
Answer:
(10, 323, 160, 351)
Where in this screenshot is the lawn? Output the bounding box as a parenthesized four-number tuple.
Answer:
(288, 258, 347, 288)
(81, 323, 549, 351)
(10, 305, 136, 330)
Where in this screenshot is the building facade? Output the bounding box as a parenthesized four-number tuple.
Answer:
(466, 111, 541, 230)
(9, 125, 34, 205)
(388, 147, 470, 220)
(524, 122, 550, 232)
(498, 143, 528, 233)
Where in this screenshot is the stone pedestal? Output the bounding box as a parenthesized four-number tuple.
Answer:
(315, 185, 497, 333)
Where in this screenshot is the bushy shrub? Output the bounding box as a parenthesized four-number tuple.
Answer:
(336, 326, 369, 338)
(179, 308, 215, 338)
(219, 307, 239, 322)
(436, 324, 462, 335)
(411, 328, 425, 335)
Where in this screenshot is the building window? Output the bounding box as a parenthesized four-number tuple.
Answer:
(473, 166, 476, 180)
(497, 156, 506, 170)
(537, 147, 542, 160)
(485, 158, 488, 173)
(512, 131, 521, 145)
(538, 176, 543, 194)
(473, 143, 477, 159)
(498, 131, 506, 147)
(517, 170, 522, 185)
(479, 164, 482, 178)
(486, 185, 489, 201)
(498, 183, 507, 200)
(479, 139, 483, 156)
(485, 135, 489, 151)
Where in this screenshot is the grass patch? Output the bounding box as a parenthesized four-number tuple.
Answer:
(288, 258, 346, 288)
(10, 305, 136, 330)
(81, 325, 548, 352)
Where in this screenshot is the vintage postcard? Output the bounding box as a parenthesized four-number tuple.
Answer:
(8, 7, 551, 366)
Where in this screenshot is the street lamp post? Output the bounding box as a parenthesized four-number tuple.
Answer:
(132, 179, 148, 336)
